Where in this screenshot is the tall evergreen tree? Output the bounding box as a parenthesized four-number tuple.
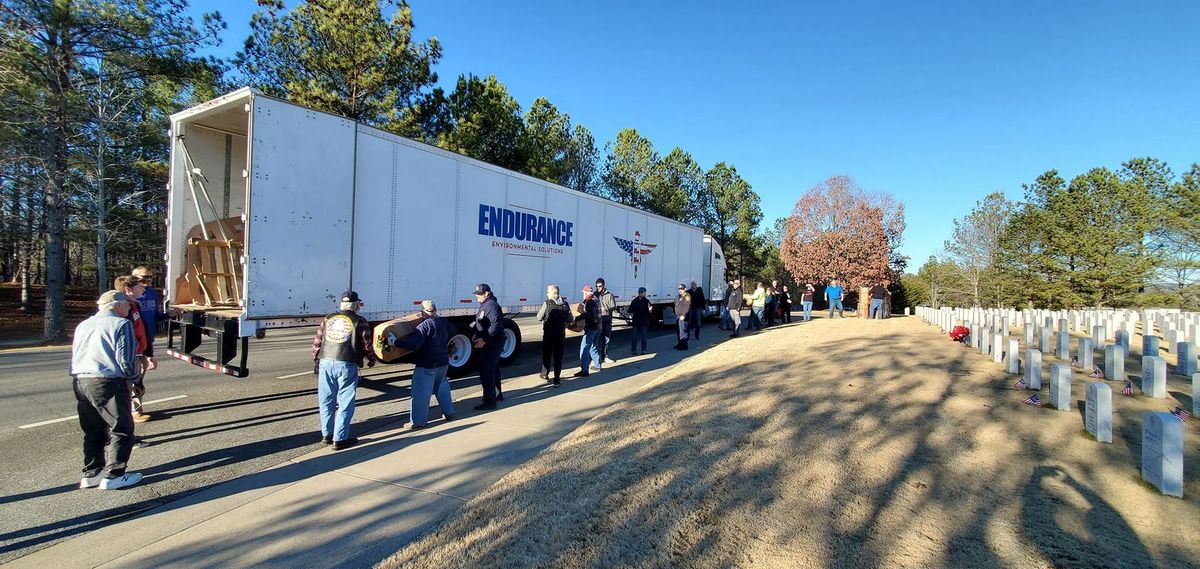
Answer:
(643, 148, 702, 221)
(235, 0, 440, 127)
(562, 124, 599, 195)
(600, 128, 657, 207)
(0, 0, 223, 339)
(700, 162, 761, 277)
(520, 97, 572, 185)
(433, 74, 526, 170)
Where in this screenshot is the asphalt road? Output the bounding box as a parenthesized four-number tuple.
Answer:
(0, 315, 681, 563)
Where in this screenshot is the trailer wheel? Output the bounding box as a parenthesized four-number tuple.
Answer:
(447, 325, 474, 375)
(498, 319, 522, 365)
(649, 305, 665, 329)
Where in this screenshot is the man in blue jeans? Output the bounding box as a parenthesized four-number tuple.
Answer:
(312, 290, 376, 450)
(868, 281, 889, 320)
(825, 279, 845, 318)
(801, 284, 815, 321)
(574, 285, 601, 377)
(387, 300, 455, 429)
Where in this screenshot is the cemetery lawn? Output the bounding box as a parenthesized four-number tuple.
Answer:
(377, 316, 1200, 569)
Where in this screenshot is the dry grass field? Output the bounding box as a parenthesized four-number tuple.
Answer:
(378, 315, 1200, 569)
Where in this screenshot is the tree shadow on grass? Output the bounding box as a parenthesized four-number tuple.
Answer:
(375, 323, 1182, 569)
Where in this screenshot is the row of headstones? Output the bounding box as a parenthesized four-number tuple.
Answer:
(916, 304, 1200, 340)
(920, 306, 1200, 349)
(919, 307, 1200, 374)
(916, 305, 1197, 497)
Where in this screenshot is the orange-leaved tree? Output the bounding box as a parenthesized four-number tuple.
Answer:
(781, 175, 905, 289)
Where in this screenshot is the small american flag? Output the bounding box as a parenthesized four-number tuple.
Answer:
(1013, 378, 1027, 390)
(1171, 406, 1190, 423)
(1070, 356, 1079, 368)
(1121, 381, 1134, 396)
(1088, 368, 1104, 379)
(1023, 394, 1043, 406)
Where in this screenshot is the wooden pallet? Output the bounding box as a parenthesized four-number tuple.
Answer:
(187, 237, 242, 307)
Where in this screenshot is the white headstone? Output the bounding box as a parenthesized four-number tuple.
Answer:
(1056, 330, 1070, 359)
(1058, 318, 1068, 333)
(1115, 330, 1130, 352)
(1093, 325, 1105, 348)
(1143, 335, 1160, 356)
(1178, 342, 1197, 377)
(1024, 323, 1034, 346)
(1007, 339, 1020, 374)
(1039, 326, 1052, 353)
(992, 332, 1004, 363)
(1141, 355, 1167, 398)
(1104, 345, 1124, 382)
(1141, 412, 1184, 497)
(1025, 349, 1043, 390)
(1166, 329, 1181, 353)
(1194, 373, 1200, 417)
(1085, 382, 1112, 443)
(1078, 337, 1094, 371)
(1049, 364, 1071, 410)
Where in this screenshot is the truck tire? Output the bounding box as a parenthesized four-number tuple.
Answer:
(447, 324, 475, 376)
(649, 305, 665, 329)
(498, 318, 522, 365)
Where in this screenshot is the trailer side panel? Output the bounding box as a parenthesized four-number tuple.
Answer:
(245, 97, 357, 318)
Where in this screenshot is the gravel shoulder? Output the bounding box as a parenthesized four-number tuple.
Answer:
(377, 316, 1200, 569)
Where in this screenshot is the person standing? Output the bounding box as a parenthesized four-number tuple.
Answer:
(131, 266, 167, 337)
(575, 285, 601, 377)
(747, 282, 766, 330)
(687, 280, 704, 339)
(387, 301, 456, 428)
(72, 290, 143, 490)
(726, 278, 744, 337)
(114, 275, 155, 422)
(536, 285, 571, 386)
(594, 278, 617, 364)
(765, 280, 778, 327)
(312, 290, 375, 450)
(801, 284, 815, 321)
(779, 285, 792, 323)
(629, 287, 651, 355)
(673, 284, 691, 350)
(869, 281, 889, 320)
(719, 280, 733, 331)
(825, 279, 845, 319)
(470, 283, 505, 410)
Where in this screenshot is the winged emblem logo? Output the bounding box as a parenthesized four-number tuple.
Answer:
(613, 231, 658, 279)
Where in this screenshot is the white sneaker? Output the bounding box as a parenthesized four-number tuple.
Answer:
(99, 472, 143, 490)
(80, 474, 103, 489)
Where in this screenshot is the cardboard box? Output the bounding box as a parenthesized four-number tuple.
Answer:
(372, 312, 429, 363)
(567, 302, 586, 333)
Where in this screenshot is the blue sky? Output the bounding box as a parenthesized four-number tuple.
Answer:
(190, 1, 1200, 270)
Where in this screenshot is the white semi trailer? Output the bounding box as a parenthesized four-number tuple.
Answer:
(163, 88, 728, 377)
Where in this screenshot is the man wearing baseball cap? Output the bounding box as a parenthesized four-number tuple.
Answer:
(71, 290, 142, 490)
(574, 284, 601, 377)
(470, 283, 505, 410)
(311, 290, 375, 450)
